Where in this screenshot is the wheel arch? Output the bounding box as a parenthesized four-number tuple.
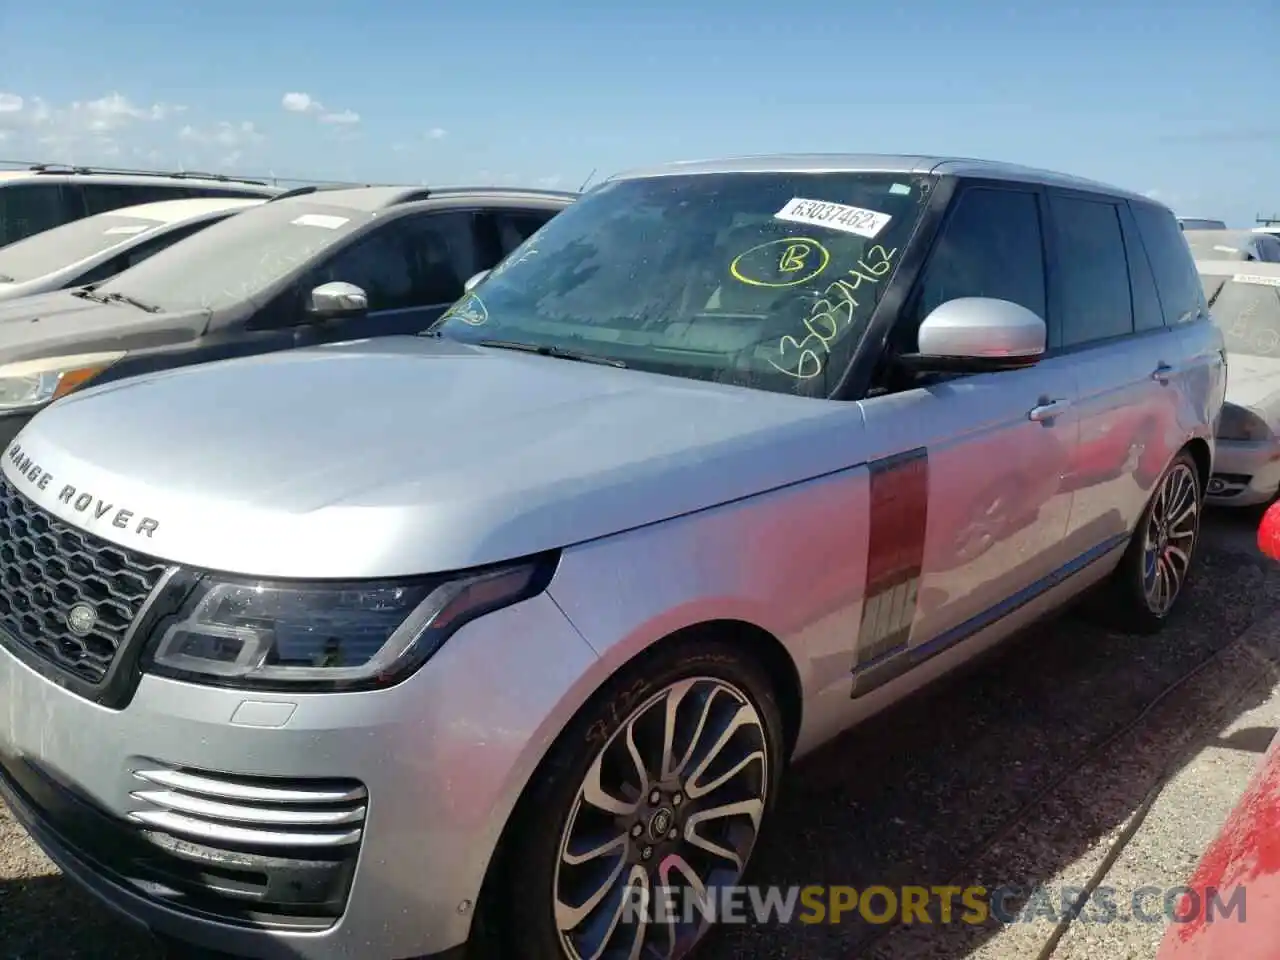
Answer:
(468, 616, 802, 952)
(1184, 436, 1211, 494)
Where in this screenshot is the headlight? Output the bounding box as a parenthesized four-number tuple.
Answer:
(0, 350, 126, 413)
(1217, 403, 1272, 442)
(142, 555, 557, 691)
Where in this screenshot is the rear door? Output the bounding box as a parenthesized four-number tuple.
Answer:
(1048, 191, 1188, 549)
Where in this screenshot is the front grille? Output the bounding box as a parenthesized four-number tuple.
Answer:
(0, 475, 168, 684)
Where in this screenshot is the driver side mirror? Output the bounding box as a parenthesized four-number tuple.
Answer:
(899, 297, 1045, 374)
(463, 269, 490, 293)
(305, 281, 368, 321)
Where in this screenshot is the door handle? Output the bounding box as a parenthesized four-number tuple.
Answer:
(1152, 362, 1181, 384)
(1028, 398, 1070, 422)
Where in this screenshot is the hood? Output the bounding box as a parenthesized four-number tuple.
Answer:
(3, 336, 865, 578)
(1225, 354, 1280, 422)
(0, 290, 205, 362)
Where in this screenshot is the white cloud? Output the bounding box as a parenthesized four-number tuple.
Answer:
(0, 90, 186, 165)
(179, 120, 263, 148)
(282, 92, 317, 113)
(536, 175, 563, 188)
(1144, 188, 1162, 200)
(319, 109, 360, 125)
(282, 91, 360, 126)
(428, 127, 447, 140)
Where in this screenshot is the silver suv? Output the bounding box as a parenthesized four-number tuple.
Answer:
(0, 163, 282, 247)
(0, 155, 1226, 960)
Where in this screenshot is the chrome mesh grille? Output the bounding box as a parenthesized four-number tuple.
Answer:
(0, 475, 168, 684)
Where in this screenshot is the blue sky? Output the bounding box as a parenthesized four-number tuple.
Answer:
(1, 0, 1276, 225)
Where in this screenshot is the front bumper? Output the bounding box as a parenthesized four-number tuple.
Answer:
(1206, 438, 1280, 507)
(0, 591, 598, 959)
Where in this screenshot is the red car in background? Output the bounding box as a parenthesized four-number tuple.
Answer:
(1153, 501, 1280, 960)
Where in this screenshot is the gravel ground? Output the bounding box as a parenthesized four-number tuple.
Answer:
(1, 508, 1276, 960)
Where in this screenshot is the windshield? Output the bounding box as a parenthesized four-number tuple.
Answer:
(97, 201, 370, 312)
(1208, 274, 1280, 357)
(434, 171, 933, 397)
(0, 213, 163, 282)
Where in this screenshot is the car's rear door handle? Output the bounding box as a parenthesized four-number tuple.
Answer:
(1029, 398, 1071, 422)
(1152, 362, 1182, 384)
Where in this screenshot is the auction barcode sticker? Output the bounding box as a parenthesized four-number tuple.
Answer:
(774, 198, 892, 239)
(1235, 273, 1280, 287)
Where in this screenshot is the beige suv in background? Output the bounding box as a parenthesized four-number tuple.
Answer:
(0, 163, 282, 247)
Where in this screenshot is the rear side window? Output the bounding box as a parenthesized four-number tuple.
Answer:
(398, 211, 485, 304)
(1051, 195, 1134, 346)
(912, 186, 1047, 324)
(1132, 203, 1207, 325)
(494, 209, 557, 255)
(0, 184, 69, 246)
(1118, 207, 1165, 332)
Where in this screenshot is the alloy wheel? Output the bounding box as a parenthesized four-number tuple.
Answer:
(553, 676, 770, 960)
(1142, 461, 1199, 616)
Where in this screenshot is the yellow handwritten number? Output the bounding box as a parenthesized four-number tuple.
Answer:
(731, 237, 831, 288)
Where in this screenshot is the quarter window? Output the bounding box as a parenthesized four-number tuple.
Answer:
(1052, 195, 1134, 346)
(913, 187, 1047, 325)
(1131, 203, 1206, 325)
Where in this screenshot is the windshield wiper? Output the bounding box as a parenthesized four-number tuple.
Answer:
(478, 338, 626, 368)
(71, 287, 110, 303)
(0, 274, 14, 283)
(102, 291, 160, 313)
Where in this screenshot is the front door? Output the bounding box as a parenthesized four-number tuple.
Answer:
(850, 183, 1079, 686)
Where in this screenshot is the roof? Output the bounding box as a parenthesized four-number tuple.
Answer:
(101, 196, 267, 223)
(606, 153, 1154, 205)
(1195, 259, 1280, 279)
(266, 184, 579, 212)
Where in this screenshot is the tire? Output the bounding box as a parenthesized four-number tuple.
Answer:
(1096, 448, 1203, 634)
(491, 637, 786, 960)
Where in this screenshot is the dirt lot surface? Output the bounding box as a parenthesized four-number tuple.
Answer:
(2, 508, 1277, 959)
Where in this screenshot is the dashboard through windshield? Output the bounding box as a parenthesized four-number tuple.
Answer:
(435, 171, 934, 397)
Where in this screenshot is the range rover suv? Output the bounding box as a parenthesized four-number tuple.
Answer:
(0, 155, 1224, 960)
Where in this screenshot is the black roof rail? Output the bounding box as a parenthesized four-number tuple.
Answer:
(168, 170, 269, 186)
(391, 188, 433, 205)
(266, 183, 370, 203)
(19, 162, 268, 186)
(425, 185, 580, 200)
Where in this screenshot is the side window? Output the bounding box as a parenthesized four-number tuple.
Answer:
(494, 209, 556, 255)
(911, 187, 1047, 331)
(83, 183, 174, 215)
(0, 184, 69, 245)
(1051, 195, 1134, 347)
(1131, 202, 1207, 325)
(73, 220, 218, 286)
(305, 225, 416, 311)
(398, 212, 484, 305)
(1118, 206, 1165, 332)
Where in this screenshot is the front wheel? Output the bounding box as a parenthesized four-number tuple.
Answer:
(1097, 449, 1202, 634)
(495, 639, 785, 959)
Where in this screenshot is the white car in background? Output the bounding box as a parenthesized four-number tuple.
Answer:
(0, 197, 267, 302)
(1183, 229, 1280, 264)
(1198, 259, 1280, 505)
